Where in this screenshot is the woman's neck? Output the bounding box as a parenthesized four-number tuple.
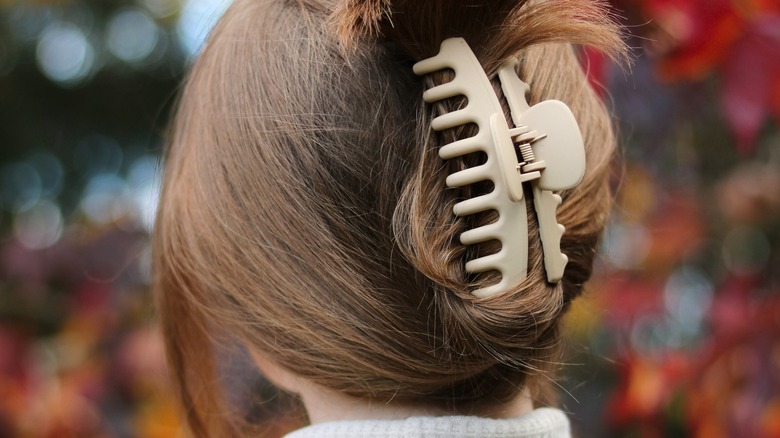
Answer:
(299, 383, 535, 424)
(252, 354, 535, 424)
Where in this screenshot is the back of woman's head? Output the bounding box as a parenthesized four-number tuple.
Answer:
(154, 0, 624, 435)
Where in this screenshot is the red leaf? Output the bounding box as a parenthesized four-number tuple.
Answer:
(648, 0, 742, 80)
(720, 15, 780, 153)
(774, 77, 780, 123)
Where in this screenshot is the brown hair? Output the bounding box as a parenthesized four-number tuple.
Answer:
(154, 0, 624, 435)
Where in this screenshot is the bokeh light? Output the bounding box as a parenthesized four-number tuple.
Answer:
(663, 266, 713, 340)
(141, 0, 182, 20)
(13, 200, 63, 249)
(28, 153, 64, 201)
(6, 4, 56, 42)
(1, 162, 42, 213)
(176, 0, 232, 57)
(106, 8, 160, 64)
(80, 173, 130, 225)
(36, 22, 95, 85)
(603, 219, 650, 270)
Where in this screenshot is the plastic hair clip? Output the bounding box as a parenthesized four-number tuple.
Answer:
(413, 38, 586, 297)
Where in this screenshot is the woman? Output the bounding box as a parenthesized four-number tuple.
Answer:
(153, 0, 625, 436)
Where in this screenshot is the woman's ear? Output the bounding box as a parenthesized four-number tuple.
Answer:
(249, 351, 303, 395)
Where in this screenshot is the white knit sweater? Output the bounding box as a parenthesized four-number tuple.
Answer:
(283, 408, 571, 438)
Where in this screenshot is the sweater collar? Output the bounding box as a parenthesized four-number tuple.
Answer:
(283, 407, 571, 438)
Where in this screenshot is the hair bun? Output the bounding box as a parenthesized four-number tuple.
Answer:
(330, 0, 624, 67)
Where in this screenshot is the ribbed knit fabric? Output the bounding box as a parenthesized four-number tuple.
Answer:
(283, 407, 570, 438)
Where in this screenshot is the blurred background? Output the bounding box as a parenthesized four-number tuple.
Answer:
(0, 0, 778, 436)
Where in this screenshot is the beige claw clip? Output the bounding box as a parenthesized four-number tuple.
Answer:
(413, 38, 586, 297)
